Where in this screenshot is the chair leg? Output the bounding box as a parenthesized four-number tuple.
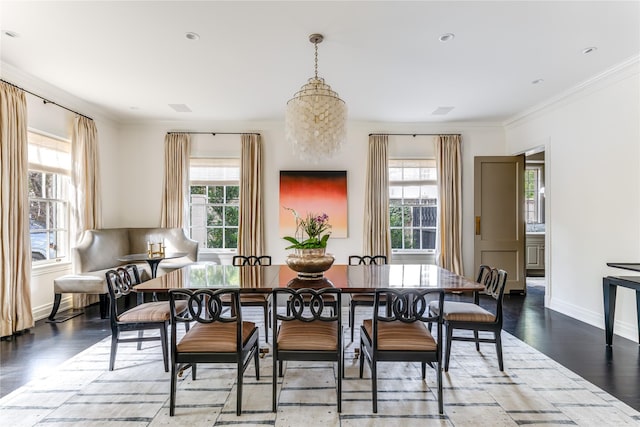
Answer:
(263, 304, 269, 343)
(337, 359, 342, 413)
(372, 360, 378, 413)
(272, 353, 278, 412)
(137, 330, 143, 350)
(237, 359, 243, 416)
(160, 324, 169, 372)
(192, 363, 197, 380)
(109, 333, 118, 371)
(474, 330, 480, 351)
(278, 360, 284, 377)
(444, 325, 453, 372)
(421, 362, 426, 379)
(254, 344, 260, 380)
(170, 362, 177, 416)
(495, 330, 504, 371)
(349, 303, 356, 342)
(437, 358, 444, 415)
(359, 340, 365, 378)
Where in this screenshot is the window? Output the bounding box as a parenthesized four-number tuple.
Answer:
(524, 165, 544, 224)
(189, 158, 240, 251)
(389, 159, 438, 252)
(28, 131, 70, 263)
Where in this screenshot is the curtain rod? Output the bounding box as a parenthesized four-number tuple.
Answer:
(368, 133, 460, 137)
(166, 131, 261, 136)
(1, 79, 93, 121)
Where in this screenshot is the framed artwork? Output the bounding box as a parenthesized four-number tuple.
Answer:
(279, 170, 348, 238)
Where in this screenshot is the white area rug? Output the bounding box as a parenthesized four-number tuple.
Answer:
(1, 308, 639, 426)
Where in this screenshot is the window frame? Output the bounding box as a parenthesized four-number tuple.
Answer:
(27, 130, 71, 265)
(389, 159, 438, 254)
(188, 158, 240, 252)
(525, 164, 544, 224)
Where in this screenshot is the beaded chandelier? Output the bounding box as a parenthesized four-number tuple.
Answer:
(285, 34, 347, 162)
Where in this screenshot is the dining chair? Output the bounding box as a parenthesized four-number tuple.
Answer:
(229, 255, 272, 342)
(272, 286, 343, 412)
(359, 288, 445, 414)
(104, 265, 188, 371)
(348, 255, 388, 342)
(429, 266, 508, 371)
(168, 288, 260, 416)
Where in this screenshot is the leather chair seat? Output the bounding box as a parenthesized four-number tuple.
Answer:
(177, 321, 257, 353)
(118, 300, 187, 323)
(362, 319, 436, 351)
(429, 300, 495, 323)
(277, 319, 339, 351)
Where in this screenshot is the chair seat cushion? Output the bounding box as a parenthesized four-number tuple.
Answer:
(362, 319, 437, 351)
(118, 300, 187, 323)
(351, 293, 388, 303)
(277, 320, 338, 351)
(53, 274, 106, 294)
(220, 293, 269, 303)
(429, 300, 495, 323)
(239, 294, 270, 303)
(177, 321, 257, 353)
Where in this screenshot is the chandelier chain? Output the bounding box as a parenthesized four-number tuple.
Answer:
(314, 41, 318, 79)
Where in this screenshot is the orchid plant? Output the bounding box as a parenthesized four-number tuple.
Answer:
(283, 207, 332, 250)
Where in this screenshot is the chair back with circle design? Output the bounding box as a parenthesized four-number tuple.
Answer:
(233, 255, 272, 266)
(349, 255, 387, 265)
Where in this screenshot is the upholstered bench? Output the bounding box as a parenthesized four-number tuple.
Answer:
(47, 227, 198, 322)
(48, 274, 107, 322)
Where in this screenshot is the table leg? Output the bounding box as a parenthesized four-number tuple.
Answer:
(147, 259, 162, 302)
(636, 289, 640, 345)
(603, 277, 617, 346)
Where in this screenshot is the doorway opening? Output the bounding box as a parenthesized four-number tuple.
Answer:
(525, 150, 545, 292)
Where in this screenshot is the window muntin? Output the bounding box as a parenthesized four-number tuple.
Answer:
(28, 131, 70, 263)
(189, 158, 240, 251)
(389, 159, 437, 253)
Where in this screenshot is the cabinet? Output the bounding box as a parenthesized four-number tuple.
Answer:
(526, 234, 545, 275)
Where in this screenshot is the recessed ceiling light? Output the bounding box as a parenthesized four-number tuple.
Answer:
(169, 104, 192, 113)
(439, 33, 455, 42)
(582, 46, 597, 54)
(185, 32, 200, 41)
(432, 106, 455, 115)
(532, 79, 544, 85)
(3, 30, 19, 38)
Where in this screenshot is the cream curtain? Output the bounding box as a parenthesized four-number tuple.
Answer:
(238, 133, 264, 256)
(160, 133, 191, 228)
(363, 134, 391, 258)
(0, 82, 34, 336)
(435, 134, 464, 275)
(71, 116, 102, 308)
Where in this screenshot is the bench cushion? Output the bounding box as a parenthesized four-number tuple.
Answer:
(53, 275, 106, 294)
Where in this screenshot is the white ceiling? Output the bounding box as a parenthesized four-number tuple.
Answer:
(1, 1, 638, 124)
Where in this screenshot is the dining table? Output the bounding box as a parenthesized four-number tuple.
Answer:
(133, 262, 485, 295)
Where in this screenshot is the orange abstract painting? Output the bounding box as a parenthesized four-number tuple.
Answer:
(279, 171, 348, 238)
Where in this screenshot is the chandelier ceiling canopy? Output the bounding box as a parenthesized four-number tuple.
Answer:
(285, 34, 347, 162)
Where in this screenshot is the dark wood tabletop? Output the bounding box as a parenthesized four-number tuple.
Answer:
(133, 262, 484, 294)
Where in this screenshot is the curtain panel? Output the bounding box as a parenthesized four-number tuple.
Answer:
(435, 134, 464, 275)
(71, 116, 103, 308)
(0, 82, 34, 336)
(160, 133, 191, 228)
(238, 134, 264, 257)
(363, 134, 391, 258)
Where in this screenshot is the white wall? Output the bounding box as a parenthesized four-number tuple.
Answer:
(113, 121, 505, 273)
(505, 58, 640, 341)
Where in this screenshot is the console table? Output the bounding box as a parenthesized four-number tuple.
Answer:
(603, 263, 640, 346)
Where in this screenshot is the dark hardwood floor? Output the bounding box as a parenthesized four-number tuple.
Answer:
(1, 281, 639, 411)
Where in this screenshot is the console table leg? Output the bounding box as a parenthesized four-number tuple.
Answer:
(603, 278, 617, 346)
